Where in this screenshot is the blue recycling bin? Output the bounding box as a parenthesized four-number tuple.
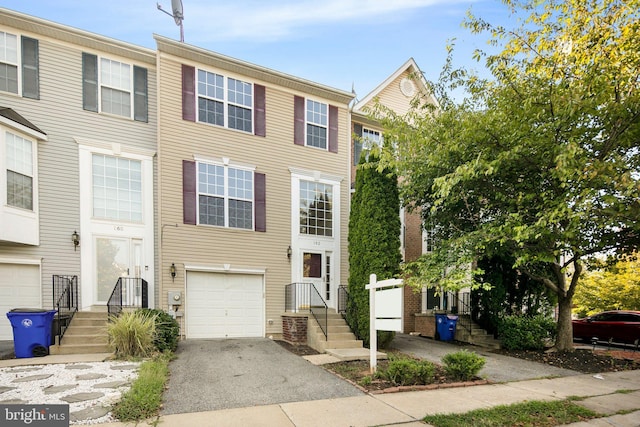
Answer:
(435, 313, 459, 341)
(6, 308, 57, 358)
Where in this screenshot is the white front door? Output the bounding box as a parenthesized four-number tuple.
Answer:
(95, 236, 144, 305)
(302, 251, 333, 305)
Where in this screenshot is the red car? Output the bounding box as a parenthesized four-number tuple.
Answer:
(572, 310, 640, 344)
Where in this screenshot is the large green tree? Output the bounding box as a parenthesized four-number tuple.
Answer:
(377, 0, 640, 351)
(347, 153, 402, 348)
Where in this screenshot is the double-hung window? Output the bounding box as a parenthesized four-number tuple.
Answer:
(299, 180, 333, 236)
(0, 31, 39, 99)
(5, 132, 33, 210)
(294, 96, 338, 152)
(197, 70, 253, 132)
(306, 100, 328, 149)
(353, 124, 382, 165)
(82, 53, 148, 122)
(198, 162, 254, 229)
(0, 32, 18, 94)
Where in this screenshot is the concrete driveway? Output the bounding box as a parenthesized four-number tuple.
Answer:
(161, 338, 363, 415)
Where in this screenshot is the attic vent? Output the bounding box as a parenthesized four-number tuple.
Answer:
(400, 77, 416, 97)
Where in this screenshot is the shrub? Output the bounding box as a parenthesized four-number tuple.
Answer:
(442, 350, 485, 381)
(499, 315, 557, 350)
(107, 310, 156, 358)
(137, 308, 180, 352)
(382, 356, 436, 386)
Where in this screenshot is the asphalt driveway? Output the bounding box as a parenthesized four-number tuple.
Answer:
(161, 338, 363, 415)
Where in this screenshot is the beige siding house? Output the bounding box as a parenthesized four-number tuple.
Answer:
(155, 36, 353, 339)
(0, 8, 157, 342)
(351, 58, 438, 333)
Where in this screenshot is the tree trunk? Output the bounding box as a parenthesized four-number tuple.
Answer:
(555, 293, 574, 351)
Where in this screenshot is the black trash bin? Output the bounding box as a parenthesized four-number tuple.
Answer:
(6, 308, 57, 358)
(436, 313, 459, 341)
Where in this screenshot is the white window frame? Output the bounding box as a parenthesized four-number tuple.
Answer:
(299, 179, 334, 237)
(98, 57, 133, 119)
(0, 30, 19, 95)
(5, 131, 34, 211)
(196, 159, 256, 230)
(362, 127, 382, 150)
(91, 153, 143, 223)
(197, 69, 254, 133)
(0, 123, 43, 246)
(305, 99, 328, 150)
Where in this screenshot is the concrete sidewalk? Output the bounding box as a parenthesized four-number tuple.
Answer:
(97, 369, 640, 427)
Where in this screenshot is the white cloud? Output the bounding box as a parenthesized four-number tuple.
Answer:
(179, 0, 458, 42)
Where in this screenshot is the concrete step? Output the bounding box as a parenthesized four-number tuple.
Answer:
(469, 335, 502, 350)
(64, 325, 107, 336)
(308, 323, 353, 333)
(313, 339, 364, 352)
(71, 318, 108, 327)
(73, 311, 108, 318)
(59, 334, 108, 345)
(49, 343, 111, 355)
(313, 331, 357, 341)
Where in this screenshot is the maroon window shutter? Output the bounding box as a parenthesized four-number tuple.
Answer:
(183, 160, 197, 225)
(294, 95, 305, 146)
(182, 65, 196, 122)
(254, 173, 266, 232)
(254, 84, 266, 137)
(328, 105, 338, 153)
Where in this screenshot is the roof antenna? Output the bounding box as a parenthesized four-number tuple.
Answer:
(157, 0, 185, 42)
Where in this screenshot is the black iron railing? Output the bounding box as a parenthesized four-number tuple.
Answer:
(445, 291, 472, 336)
(107, 277, 149, 318)
(284, 282, 328, 340)
(337, 285, 348, 314)
(310, 285, 328, 340)
(52, 275, 78, 344)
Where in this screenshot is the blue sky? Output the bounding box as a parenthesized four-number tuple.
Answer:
(1, 0, 511, 98)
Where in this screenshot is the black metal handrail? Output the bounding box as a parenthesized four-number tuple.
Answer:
(284, 282, 328, 340)
(107, 277, 149, 318)
(337, 285, 348, 314)
(309, 285, 328, 341)
(445, 291, 472, 336)
(52, 275, 78, 344)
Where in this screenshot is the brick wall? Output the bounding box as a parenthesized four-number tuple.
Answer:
(281, 315, 308, 344)
(414, 313, 436, 338)
(403, 208, 424, 332)
(404, 286, 422, 333)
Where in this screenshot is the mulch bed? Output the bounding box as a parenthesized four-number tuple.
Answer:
(496, 348, 640, 374)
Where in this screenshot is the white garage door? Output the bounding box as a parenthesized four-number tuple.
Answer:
(0, 263, 41, 340)
(186, 272, 264, 339)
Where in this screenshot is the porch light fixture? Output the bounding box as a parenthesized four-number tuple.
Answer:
(71, 231, 80, 251)
(287, 246, 292, 260)
(170, 263, 176, 282)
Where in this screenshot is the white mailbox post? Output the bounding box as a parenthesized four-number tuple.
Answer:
(366, 274, 403, 373)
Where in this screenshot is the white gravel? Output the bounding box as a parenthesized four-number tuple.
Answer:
(0, 361, 141, 425)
